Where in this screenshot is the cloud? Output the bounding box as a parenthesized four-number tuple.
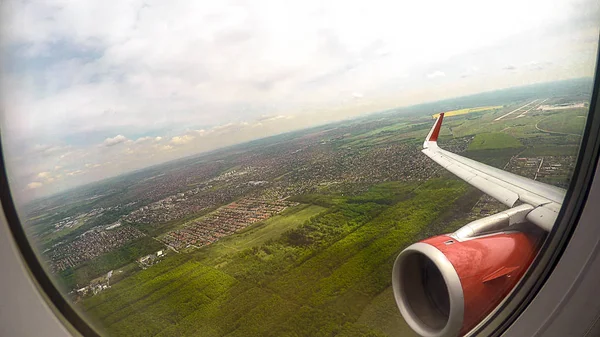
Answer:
(36, 171, 51, 179)
(30, 144, 70, 156)
(134, 136, 153, 143)
(133, 136, 163, 144)
(257, 115, 288, 122)
(103, 135, 128, 147)
(210, 123, 252, 135)
(2, 0, 599, 199)
(426, 71, 446, 79)
(26, 182, 43, 189)
(460, 66, 480, 78)
(35, 171, 58, 183)
(528, 61, 553, 70)
(212, 123, 235, 131)
(170, 135, 195, 145)
(66, 169, 85, 176)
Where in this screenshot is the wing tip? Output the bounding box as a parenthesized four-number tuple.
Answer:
(426, 112, 445, 143)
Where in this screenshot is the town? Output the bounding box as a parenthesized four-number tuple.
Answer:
(47, 225, 145, 272)
(160, 197, 298, 250)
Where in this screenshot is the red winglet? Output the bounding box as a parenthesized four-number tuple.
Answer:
(426, 112, 444, 142)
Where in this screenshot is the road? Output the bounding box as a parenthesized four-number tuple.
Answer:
(494, 99, 539, 121)
(534, 158, 544, 180)
(517, 98, 548, 118)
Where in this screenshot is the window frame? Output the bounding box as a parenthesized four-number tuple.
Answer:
(467, 40, 600, 336)
(0, 156, 102, 336)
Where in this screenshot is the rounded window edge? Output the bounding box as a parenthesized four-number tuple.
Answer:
(466, 39, 600, 337)
(0, 151, 102, 337)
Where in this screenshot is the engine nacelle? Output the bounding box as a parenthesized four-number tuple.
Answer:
(392, 229, 540, 337)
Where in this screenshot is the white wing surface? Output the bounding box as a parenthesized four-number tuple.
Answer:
(422, 113, 565, 231)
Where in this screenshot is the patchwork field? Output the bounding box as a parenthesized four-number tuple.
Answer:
(81, 180, 470, 337)
(536, 109, 587, 136)
(468, 132, 523, 151)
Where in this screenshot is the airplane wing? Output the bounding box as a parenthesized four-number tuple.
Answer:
(422, 113, 566, 231)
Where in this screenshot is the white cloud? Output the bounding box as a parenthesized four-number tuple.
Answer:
(4, 0, 596, 141)
(427, 71, 446, 79)
(1, 0, 598, 198)
(34, 171, 58, 184)
(26, 182, 43, 189)
(66, 169, 85, 176)
(170, 135, 195, 145)
(460, 66, 480, 78)
(257, 115, 287, 122)
(30, 144, 70, 156)
(36, 171, 51, 179)
(134, 136, 153, 143)
(103, 135, 128, 147)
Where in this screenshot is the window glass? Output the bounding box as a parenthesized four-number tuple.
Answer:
(0, 0, 597, 336)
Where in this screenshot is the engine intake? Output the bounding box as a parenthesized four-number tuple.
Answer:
(393, 241, 464, 337)
(392, 210, 542, 337)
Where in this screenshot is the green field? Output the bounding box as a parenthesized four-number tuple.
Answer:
(537, 110, 587, 135)
(468, 132, 523, 151)
(356, 286, 415, 337)
(193, 205, 327, 265)
(349, 122, 408, 139)
(520, 145, 579, 157)
(80, 180, 469, 337)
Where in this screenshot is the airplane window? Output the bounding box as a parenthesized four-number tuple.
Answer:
(0, 0, 598, 336)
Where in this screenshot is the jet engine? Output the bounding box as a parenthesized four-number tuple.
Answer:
(392, 204, 544, 337)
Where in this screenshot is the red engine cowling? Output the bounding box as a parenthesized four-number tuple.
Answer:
(392, 231, 541, 337)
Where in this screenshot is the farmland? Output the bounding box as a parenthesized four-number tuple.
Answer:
(536, 109, 588, 135)
(468, 133, 523, 151)
(20, 79, 592, 336)
(82, 180, 468, 337)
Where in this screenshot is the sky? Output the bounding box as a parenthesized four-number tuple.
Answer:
(0, 0, 598, 201)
